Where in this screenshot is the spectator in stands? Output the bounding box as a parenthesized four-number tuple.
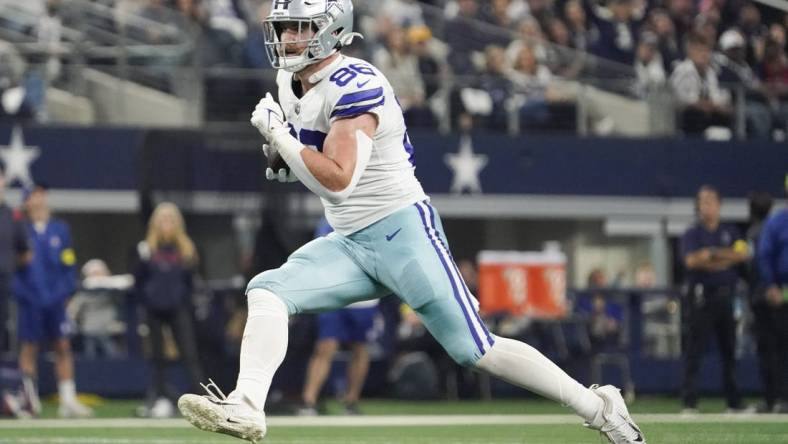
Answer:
(381, 0, 425, 28)
(680, 185, 747, 413)
(545, 17, 585, 79)
(0, 167, 30, 354)
(563, 0, 598, 53)
(373, 27, 431, 126)
(738, 2, 768, 66)
(14, 184, 92, 418)
(480, 45, 515, 130)
(666, 0, 695, 41)
(0, 44, 36, 123)
(756, 179, 788, 413)
(647, 8, 681, 72)
(479, 0, 517, 47)
(759, 38, 788, 133)
(509, 43, 569, 128)
(587, 0, 643, 66)
(203, 0, 249, 66)
(507, 16, 548, 65)
(714, 29, 774, 139)
(408, 25, 446, 104)
(445, 0, 487, 76)
(693, 15, 719, 53)
(633, 31, 666, 98)
(670, 32, 732, 136)
(134, 202, 204, 419)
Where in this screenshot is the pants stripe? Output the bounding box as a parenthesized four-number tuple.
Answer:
(422, 201, 494, 349)
(415, 202, 485, 355)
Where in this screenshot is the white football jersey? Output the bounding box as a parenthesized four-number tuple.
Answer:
(276, 55, 427, 235)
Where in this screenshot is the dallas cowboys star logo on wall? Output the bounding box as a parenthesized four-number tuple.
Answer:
(0, 126, 40, 186)
(444, 134, 488, 194)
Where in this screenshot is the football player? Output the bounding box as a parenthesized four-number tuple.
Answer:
(178, 1, 645, 443)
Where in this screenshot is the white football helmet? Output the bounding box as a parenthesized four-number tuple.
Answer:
(263, 0, 361, 72)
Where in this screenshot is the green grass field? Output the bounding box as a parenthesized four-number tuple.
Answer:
(1, 398, 786, 444)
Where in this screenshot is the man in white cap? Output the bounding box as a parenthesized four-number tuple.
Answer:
(714, 28, 772, 138)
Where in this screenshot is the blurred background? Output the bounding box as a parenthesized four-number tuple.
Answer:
(0, 0, 786, 418)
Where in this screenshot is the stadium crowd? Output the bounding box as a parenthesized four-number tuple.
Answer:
(1, 0, 787, 136)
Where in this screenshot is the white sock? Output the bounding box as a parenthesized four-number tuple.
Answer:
(58, 379, 77, 405)
(474, 336, 603, 422)
(229, 288, 289, 412)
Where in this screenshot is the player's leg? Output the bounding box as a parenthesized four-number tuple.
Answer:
(178, 235, 383, 442)
(17, 302, 42, 416)
(300, 311, 342, 413)
(47, 305, 92, 418)
(714, 293, 741, 410)
(342, 307, 376, 412)
(344, 341, 369, 412)
(681, 299, 710, 412)
(371, 201, 644, 443)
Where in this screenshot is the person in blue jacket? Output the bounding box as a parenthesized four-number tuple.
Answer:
(756, 176, 788, 413)
(13, 184, 91, 418)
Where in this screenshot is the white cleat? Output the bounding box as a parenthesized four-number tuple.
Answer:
(178, 379, 266, 443)
(57, 400, 94, 418)
(586, 384, 646, 444)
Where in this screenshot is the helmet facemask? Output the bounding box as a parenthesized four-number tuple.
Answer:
(263, 15, 338, 72)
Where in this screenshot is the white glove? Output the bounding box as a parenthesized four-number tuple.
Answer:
(262, 144, 298, 183)
(250, 92, 288, 141)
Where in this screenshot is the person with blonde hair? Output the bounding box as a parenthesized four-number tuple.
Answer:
(135, 202, 204, 418)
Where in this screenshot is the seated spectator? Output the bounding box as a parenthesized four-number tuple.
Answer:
(203, 0, 249, 66)
(647, 8, 681, 72)
(374, 26, 432, 126)
(738, 2, 768, 67)
(408, 25, 447, 126)
(479, 0, 516, 47)
(670, 32, 732, 135)
(545, 17, 585, 79)
(714, 29, 774, 139)
(563, 0, 598, 53)
(633, 32, 666, 98)
(0, 41, 37, 121)
(506, 16, 549, 66)
(509, 44, 570, 128)
(382, 0, 425, 28)
(758, 38, 788, 134)
(479, 45, 515, 130)
(587, 0, 643, 67)
(445, 0, 487, 76)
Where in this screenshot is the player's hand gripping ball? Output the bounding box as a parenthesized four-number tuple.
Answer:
(262, 144, 298, 183)
(251, 93, 297, 182)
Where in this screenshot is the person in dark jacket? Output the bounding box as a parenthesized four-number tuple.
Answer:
(0, 166, 30, 353)
(13, 184, 91, 418)
(680, 185, 748, 413)
(135, 202, 204, 418)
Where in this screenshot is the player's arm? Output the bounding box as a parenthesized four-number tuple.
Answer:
(251, 93, 376, 204)
(299, 114, 377, 192)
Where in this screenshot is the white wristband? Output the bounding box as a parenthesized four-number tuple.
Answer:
(270, 128, 372, 204)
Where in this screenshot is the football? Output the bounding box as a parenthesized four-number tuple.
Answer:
(267, 146, 290, 174)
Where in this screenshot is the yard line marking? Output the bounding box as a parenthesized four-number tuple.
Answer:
(2, 413, 787, 429)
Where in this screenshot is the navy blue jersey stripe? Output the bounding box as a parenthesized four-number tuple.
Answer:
(330, 97, 385, 118)
(335, 87, 384, 107)
(298, 128, 327, 152)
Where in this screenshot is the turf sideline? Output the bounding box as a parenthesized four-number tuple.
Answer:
(2, 413, 787, 429)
